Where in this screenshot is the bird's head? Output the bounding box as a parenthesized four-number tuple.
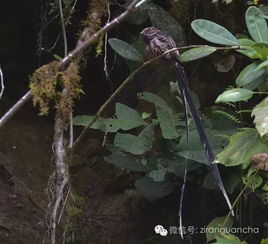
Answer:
(140, 27, 161, 42)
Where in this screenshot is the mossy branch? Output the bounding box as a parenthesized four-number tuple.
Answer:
(0, 0, 147, 128)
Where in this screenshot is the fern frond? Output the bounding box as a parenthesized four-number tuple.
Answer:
(214, 110, 242, 124)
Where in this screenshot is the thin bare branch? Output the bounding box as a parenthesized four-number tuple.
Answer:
(0, 66, 4, 101)
(71, 44, 248, 149)
(0, 0, 147, 129)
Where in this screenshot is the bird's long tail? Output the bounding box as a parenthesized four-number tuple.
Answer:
(175, 62, 234, 216)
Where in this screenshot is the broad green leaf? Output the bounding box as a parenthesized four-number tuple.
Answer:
(206, 216, 233, 242)
(73, 115, 94, 126)
(255, 60, 268, 72)
(114, 124, 155, 155)
(178, 129, 230, 165)
(261, 239, 268, 244)
(115, 103, 143, 121)
(252, 97, 268, 137)
(142, 112, 151, 120)
(191, 19, 239, 46)
(217, 128, 268, 168)
(214, 236, 246, 244)
(73, 115, 145, 132)
(236, 63, 265, 87)
(203, 169, 241, 193)
(156, 107, 182, 139)
(180, 47, 217, 62)
(237, 39, 260, 59)
(251, 43, 268, 60)
(167, 158, 202, 178)
(134, 176, 174, 201)
(215, 88, 254, 103)
(108, 38, 143, 62)
(105, 147, 156, 172)
(242, 174, 263, 191)
(137, 92, 172, 112)
(246, 6, 268, 43)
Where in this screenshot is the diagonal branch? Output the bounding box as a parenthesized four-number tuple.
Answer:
(71, 44, 245, 149)
(0, 0, 146, 129)
(0, 66, 5, 101)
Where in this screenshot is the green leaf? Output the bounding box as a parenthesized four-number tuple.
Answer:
(242, 174, 263, 191)
(251, 43, 268, 60)
(105, 147, 156, 172)
(217, 128, 268, 168)
(255, 60, 268, 72)
(215, 88, 254, 103)
(108, 38, 143, 62)
(114, 124, 155, 155)
(134, 176, 174, 201)
(214, 236, 246, 244)
(73, 115, 94, 126)
(73, 104, 145, 132)
(180, 47, 217, 62)
(73, 114, 145, 132)
(252, 97, 268, 137)
(156, 108, 182, 139)
(237, 39, 260, 59)
(246, 6, 268, 43)
(236, 63, 265, 87)
(191, 19, 239, 46)
(137, 92, 172, 112)
(115, 103, 143, 121)
(206, 216, 233, 242)
(261, 239, 268, 244)
(178, 129, 230, 165)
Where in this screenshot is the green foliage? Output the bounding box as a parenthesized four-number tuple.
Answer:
(191, 19, 239, 46)
(114, 123, 155, 155)
(252, 97, 268, 137)
(261, 239, 268, 244)
(206, 216, 233, 242)
(177, 129, 230, 165)
(180, 47, 217, 62)
(108, 38, 143, 62)
(105, 146, 156, 172)
(214, 235, 247, 244)
(73, 103, 145, 132)
(217, 128, 268, 169)
(215, 88, 254, 103)
(246, 6, 268, 43)
(138, 92, 183, 139)
(134, 176, 174, 201)
(242, 169, 263, 191)
(236, 63, 265, 89)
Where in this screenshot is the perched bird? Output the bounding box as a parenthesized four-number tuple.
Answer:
(140, 27, 233, 216)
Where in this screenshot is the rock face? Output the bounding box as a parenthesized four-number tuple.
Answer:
(0, 114, 53, 243)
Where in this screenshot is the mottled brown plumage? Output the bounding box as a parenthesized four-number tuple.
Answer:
(140, 27, 180, 61)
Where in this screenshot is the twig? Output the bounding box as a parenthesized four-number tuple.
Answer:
(47, 1, 150, 243)
(104, 0, 111, 82)
(58, 0, 68, 57)
(0, 66, 4, 101)
(71, 44, 246, 149)
(0, 0, 147, 129)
